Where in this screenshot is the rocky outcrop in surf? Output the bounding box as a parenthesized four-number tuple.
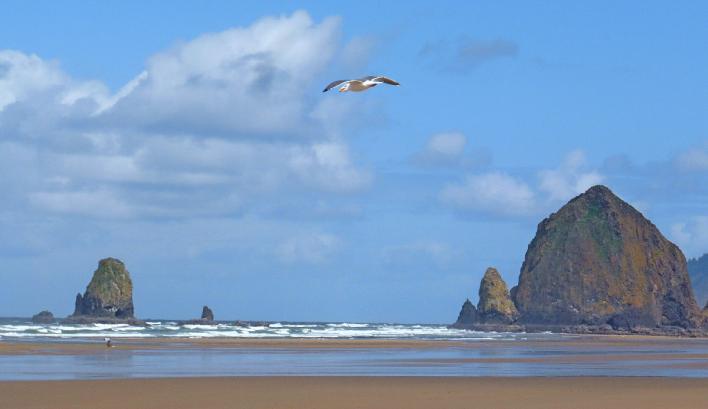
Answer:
(477, 267, 519, 324)
(453, 267, 519, 328)
(69, 258, 135, 321)
(455, 299, 477, 325)
(201, 305, 214, 321)
(31, 310, 54, 324)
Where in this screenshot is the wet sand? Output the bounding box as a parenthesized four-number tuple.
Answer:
(2, 376, 707, 409)
(2, 334, 708, 354)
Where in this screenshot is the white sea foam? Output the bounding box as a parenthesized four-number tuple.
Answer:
(0, 319, 530, 341)
(326, 323, 369, 328)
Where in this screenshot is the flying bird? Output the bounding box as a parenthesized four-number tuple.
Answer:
(323, 76, 400, 93)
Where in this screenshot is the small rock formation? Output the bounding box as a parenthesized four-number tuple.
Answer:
(513, 185, 702, 329)
(455, 299, 477, 325)
(31, 310, 54, 324)
(688, 254, 708, 308)
(201, 305, 214, 321)
(71, 258, 134, 320)
(453, 267, 518, 327)
(477, 267, 519, 324)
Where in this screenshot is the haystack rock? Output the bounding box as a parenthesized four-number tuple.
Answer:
(201, 305, 214, 321)
(71, 258, 134, 320)
(31, 310, 54, 324)
(477, 267, 519, 324)
(513, 185, 702, 329)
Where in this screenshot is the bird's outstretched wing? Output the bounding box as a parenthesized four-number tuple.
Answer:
(323, 80, 349, 92)
(371, 76, 400, 86)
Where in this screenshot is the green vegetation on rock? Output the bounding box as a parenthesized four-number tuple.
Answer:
(72, 257, 135, 319)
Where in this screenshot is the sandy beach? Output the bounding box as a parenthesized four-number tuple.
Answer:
(2, 376, 707, 409)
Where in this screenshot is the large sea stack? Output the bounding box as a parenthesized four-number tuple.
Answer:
(513, 185, 702, 329)
(71, 258, 135, 320)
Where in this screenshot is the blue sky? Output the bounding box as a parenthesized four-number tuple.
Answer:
(0, 1, 706, 322)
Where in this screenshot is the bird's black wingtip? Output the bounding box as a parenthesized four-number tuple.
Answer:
(322, 88, 329, 93)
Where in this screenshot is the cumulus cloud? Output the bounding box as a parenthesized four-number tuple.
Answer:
(538, 150, 604, 202)
(438, 150, 607, 219)
(0, 51, 69, 111)
(276, 232, 341, 264)
(420, 37, 518, 72)
(103, 11, 342, 136)
(440, 172, 535, 217)
(0, 11, 374, 221)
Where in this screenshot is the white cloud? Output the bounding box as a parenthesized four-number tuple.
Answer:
(0, 50, 68, 110)
(103, 11, 342, 136)
(441, 172, 535, 217)
(0, 11, 374, 220)
(276, 232, 341, 264)
(538, 150, 604, 201)
(290, 142, 372, 192)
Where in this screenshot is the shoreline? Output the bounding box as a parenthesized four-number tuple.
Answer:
(2, 376, 708, 409)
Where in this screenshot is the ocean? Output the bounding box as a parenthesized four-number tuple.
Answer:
(0, 318, 528, 340)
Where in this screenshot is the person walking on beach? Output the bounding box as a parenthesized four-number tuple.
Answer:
(105, 337, 112, 348)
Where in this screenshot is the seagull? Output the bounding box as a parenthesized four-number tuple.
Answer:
(323, 76, 400, 93)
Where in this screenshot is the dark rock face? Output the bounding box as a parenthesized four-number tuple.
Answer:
(201, 305, 214, 321)
(514, 185, 702, 329)
(455, 299, 477, 325)
(477, 267, 519, 324)
(31, 310, 54, 324)
(688, 254, 708, 308)
(72, 258, 134, 319)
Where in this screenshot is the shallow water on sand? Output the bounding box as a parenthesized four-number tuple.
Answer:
(2, 336, 708, 380)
